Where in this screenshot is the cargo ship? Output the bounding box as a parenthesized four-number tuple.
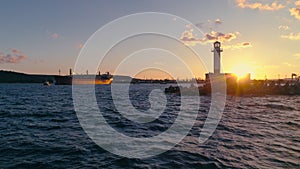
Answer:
(55, 69, 113, 85)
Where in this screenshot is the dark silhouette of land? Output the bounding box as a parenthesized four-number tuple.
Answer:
(0, 70, 175, 84)
(1, 70, 299, 95)
(0, 70, 54, 83)
(165, 78, 300, 96)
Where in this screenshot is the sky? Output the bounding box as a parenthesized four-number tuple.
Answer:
(0, 0, 299, 79)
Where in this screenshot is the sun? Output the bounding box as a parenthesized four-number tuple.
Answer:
(231, 63, 254, 78)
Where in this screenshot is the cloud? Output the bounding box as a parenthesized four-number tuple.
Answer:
(180, 30, 202, 46)
(77, 43, 84, 49)
(51, 33, 59, 40)
(0, 49, 27, 64)
(193, 18, 223, 32)
(236, 0, 285, 11)
(281, 32, 300, 40)
(215, 18, 222, 24)
(180, 30, 238, 46)
(289, 1, 300, 20)
(223, 42, 252, 50)
(278, 25, 290, 31)
(204, 31, 237, 42)
(181, 19, 248, 48)
(47, 31, 59, 40)
(290, 7, 300, 20)
(12, 48, 21, 54)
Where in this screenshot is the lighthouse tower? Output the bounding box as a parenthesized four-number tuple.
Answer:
(212, 41, 223, 74)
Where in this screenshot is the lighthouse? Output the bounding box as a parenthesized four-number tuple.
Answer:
(204, 41, 251, 95)
(212, 41, 223, 74)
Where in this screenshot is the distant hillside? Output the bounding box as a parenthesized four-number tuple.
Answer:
(0, 70, 54, 83)
(0, 70, 174, 84)
(0, 70, 134, 84)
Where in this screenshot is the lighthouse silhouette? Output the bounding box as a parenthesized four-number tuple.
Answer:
(205, 41, 251, 90)
(212, 41, 223, 74)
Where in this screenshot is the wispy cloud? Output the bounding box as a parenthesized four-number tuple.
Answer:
(278, 25, 290, 31)
(180, 30, 202, 46)
(181, 19, 251, 49)
(289, 1, 300, 20)
(215, 18, 222, 25)
(281, 32, 300, 40)
(236, 0, 285, 11)
(205, 31, 237, 42)
(180, 30, 238, 46)
(51, 33, 59, 40)
(0, 49, 27, 64)
(47, 31, 59, 40)
(223, 42, 252, 50)
(191, 18, 223, 32)
(77, 43, 84, 49)
(290, 8, 300, 20)
(12, 48, 20, 54)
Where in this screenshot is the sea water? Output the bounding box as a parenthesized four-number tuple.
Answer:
(0, 84, 299, 168)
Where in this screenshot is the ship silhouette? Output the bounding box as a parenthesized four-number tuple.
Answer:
(55, 69, 113, 85)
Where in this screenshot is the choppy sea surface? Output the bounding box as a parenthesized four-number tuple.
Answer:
(0, 84, 299, 169)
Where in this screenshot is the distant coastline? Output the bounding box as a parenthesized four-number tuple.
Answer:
(0, 70, 55, 83)
(0, 70, 178, 84)
(2, 70, 300, 96)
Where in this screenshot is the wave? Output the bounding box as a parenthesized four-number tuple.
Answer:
(264, 103, 295, 111)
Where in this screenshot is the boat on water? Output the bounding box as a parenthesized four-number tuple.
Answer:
(55, 71, 113, 85)
(43, 81, 51, 86)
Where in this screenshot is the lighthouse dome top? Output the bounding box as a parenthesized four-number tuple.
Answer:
(214, 41, 221, 48)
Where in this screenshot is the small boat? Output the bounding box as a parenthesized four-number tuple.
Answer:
(43, 81, 51, 86)
(165, 85, 180, 94)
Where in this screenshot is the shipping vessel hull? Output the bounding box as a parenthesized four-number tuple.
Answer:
(54, 75, 112, 85)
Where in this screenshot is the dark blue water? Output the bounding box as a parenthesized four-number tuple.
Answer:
(0, 84, 299, 168)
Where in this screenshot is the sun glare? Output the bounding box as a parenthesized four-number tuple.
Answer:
(231, 63, 254, 78)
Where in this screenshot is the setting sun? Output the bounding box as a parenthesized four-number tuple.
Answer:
(231, 63, 254, 78)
